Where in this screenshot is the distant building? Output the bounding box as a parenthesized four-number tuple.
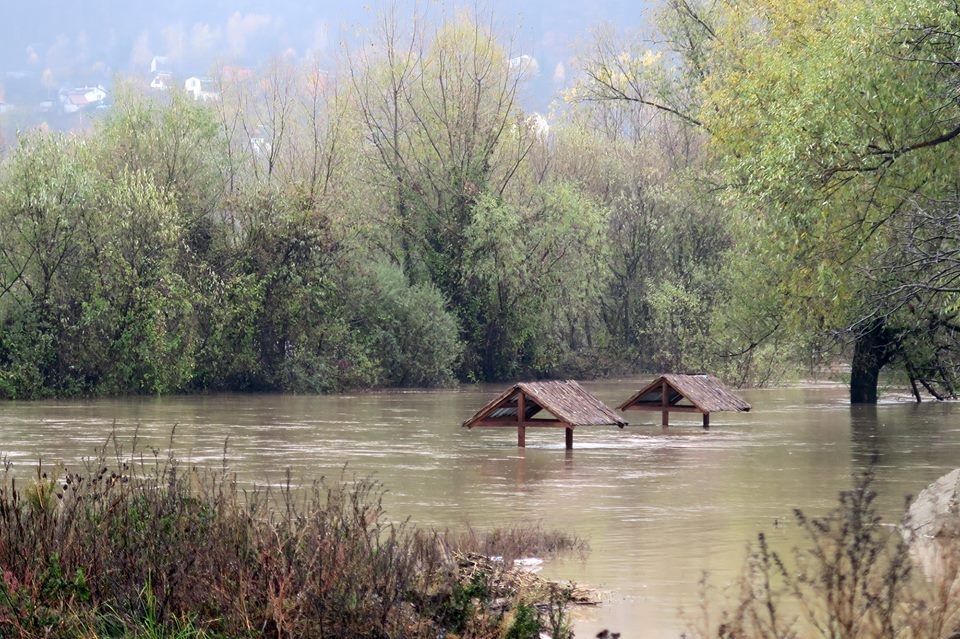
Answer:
(527, 113, 550, 141)
(249, 125, 272, 156)
(60, 86, 108, 114)
(184, 77, 219, 102)
(150, 72, 173, 91)
(509, 54, 540, 78)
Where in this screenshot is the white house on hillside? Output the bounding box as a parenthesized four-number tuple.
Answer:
(527, 112, 550, 141)
(184, 77, 219, 102)
(60, 86, 108, 113)
(150, 72, 172, 90)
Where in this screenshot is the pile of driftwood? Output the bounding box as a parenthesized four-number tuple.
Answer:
(454, 552, 601, 612)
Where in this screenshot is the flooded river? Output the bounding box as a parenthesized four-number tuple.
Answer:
(2, 380, 959, 637)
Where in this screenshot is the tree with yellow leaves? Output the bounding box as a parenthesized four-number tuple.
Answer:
(580, 0, 960, 402)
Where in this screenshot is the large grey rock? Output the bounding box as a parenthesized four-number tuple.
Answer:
(904, 469, 960, 586)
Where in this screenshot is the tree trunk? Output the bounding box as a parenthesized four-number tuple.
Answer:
(850, 320, 895, 404)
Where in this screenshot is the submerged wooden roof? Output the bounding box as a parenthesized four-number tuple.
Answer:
(618, 374, 751, 413)
(463, 380, 627, 429)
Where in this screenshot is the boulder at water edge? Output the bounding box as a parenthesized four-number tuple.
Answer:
(904, 468, 960, 587)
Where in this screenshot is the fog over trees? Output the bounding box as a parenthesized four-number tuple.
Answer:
(0, 0, 646, 119)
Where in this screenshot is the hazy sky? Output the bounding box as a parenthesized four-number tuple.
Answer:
(0, 1, 654, 110)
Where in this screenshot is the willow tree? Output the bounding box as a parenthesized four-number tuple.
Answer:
(579, 0, 960, 400)
(702, 0, 960, 402)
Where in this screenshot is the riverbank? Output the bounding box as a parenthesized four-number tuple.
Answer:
(4, 445, 958, 639)
(0, 444, 594, 638)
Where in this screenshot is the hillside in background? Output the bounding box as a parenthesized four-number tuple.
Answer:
(0, 0, 652, 125)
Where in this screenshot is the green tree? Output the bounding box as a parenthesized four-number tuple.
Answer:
(464, 182, 610, 378)
(0, 135, 95, 396)
(576, 0, 960, 399)
(348, 10, 537, 380)
(702, 0, 960, 401)
(569, 10, 759, 381)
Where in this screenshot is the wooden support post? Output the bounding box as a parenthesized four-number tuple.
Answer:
(661, 380, 669, 427)
(517, 392, 525, 448)
(703, 413, 710, 429)
(565, 427, 573, 450)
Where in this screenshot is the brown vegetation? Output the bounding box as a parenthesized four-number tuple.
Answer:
(0, 435, 587, 638)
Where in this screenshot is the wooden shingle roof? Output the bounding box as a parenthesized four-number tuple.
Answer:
(463, 380, 627, 429)
(618, 374, 751, 413)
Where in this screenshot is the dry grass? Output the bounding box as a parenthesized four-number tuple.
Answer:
(437, 525, 589, 565)
(0, 433, 585, 638)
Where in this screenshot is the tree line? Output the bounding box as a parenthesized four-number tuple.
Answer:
(1, 1, 957, 403)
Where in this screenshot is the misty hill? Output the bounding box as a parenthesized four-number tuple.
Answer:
(0, 0, 652, 114)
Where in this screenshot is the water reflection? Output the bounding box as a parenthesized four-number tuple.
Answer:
(849, 403, 883, 466)
(0, 382, 958, 638)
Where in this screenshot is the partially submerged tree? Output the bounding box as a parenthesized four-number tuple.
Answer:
(702, 0, 960, 402)
(577, 0, 960, 401)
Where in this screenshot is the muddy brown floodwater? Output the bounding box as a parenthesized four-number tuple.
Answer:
(2, 379, 959, 638)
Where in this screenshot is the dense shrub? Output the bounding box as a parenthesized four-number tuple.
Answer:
(362, 261, 462, 387)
